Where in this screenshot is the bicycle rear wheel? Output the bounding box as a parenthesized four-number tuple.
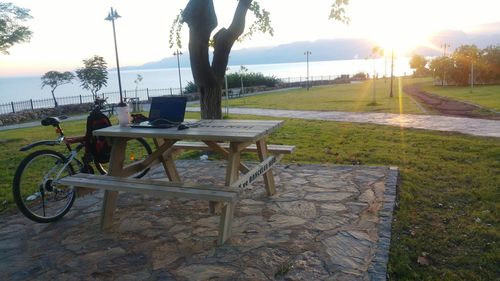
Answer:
(13, 150, 76, 223)
(95, 137, 152, 178)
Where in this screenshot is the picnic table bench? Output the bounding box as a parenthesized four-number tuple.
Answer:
(59, 119, 294, 245)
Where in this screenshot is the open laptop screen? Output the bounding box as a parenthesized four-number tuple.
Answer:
(149, 96, 187, 124)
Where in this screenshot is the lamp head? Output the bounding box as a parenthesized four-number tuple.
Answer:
(105, 7, 121, 21)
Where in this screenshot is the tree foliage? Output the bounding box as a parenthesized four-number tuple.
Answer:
(41, 71, 75, 107)
(170, 0, 349, 119)
(75, 55, 108, 98)
(226, 71, 279, 88)
(0, 2, 32, 54)
(429, 44, 500, 85)
(329, 0, 350, 24)
(409, 54, 428, 77)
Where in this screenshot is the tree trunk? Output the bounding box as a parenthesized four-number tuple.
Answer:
(182, 0, 252, 119)
(51, 90, 58, 107)
(200, 86, 222, 119)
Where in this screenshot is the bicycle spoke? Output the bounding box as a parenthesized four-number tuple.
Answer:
(41, 191, 46, 217)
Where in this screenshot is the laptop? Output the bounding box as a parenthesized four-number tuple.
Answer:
(131, 96, 187, 128)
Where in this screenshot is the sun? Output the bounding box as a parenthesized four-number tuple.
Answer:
(357, 1, 439, 56)
(368, 24, 431, 56)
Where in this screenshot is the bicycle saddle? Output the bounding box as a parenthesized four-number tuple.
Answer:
(41, 116, 67, 126)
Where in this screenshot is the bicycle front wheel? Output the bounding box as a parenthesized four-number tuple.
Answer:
(13, 150, 76, 223)
(95, 137, 152, 178)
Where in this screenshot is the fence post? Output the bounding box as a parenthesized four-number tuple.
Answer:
(79, 95, 82, 104)
(124, 90, 127, 98)
(146, 88, 149, 99)
(11, 101, 15, 113)
(170, 88, 173, 95)
(30, 99, 34, 110)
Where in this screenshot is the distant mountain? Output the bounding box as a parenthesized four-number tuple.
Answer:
(121, 23, 500, 70)
(121, 38, 374, 71)
(414, 23, 500, 56)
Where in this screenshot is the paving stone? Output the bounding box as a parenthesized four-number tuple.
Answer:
(275, 201, 318, 219)
(305, 192, 354, 202)
(320, 203, 348, 212)
(174, 264, 238, 280)
(268, 214, 307, 228)
(359, 189, 376, 203)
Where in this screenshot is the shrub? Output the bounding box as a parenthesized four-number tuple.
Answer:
(226, 72, 279, 88)
(184, 81, 198, 94)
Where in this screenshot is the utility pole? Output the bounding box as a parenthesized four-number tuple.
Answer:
(440, 43, 450, 86)
(470, 60, 474, 92)
(173, 50, 183, 95)
(389, 49, 394, 98)
(304, 51, 311, 90)
(372, 56, 377, 104)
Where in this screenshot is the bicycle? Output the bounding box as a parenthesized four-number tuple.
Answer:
(12, 98, 152, 223)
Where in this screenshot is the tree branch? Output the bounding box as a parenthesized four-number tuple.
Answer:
(212, 0, 252, 79)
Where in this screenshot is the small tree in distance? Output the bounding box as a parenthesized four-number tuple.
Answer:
(409, 54, 428, 77)
(41, 71, 75, 107)
(76, 55, 108, 99)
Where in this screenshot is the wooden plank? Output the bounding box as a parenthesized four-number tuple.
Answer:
(120, 139, 177, 177)
(256, 139, 277, 196)
(218, 202, 235, 245)
(203, 141, 250, 173)
(174, 141, 296, 154)
(93, 120, 284, 143)
(210, 141, 246, 214)
(154, 138, 181, 182)
(59, 174, 237, 203)
(64, 172, 235, 192)
(100, 138, 127, 231)
(231, 154, 283, 189)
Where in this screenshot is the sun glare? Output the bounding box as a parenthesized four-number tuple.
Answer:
(359, 1, 442, 56)
(369, 25, 431, 56)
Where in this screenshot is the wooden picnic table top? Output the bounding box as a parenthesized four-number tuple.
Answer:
(93, 119, 284, 142)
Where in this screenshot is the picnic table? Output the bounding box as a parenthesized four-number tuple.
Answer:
(60, 119, 294, 244)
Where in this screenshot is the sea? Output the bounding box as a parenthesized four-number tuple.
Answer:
(0, 58, 412, 104)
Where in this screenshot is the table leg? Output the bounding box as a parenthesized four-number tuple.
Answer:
(256, 139, 277, 196)
(100, 138, 127, 231)
(210, 142, 242, 213)
(154, 138, 181, 182)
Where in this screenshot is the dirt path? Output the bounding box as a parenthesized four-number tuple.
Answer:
(403, 83, 500, 120)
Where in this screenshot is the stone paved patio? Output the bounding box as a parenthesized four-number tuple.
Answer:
(0, 160, 398, 281)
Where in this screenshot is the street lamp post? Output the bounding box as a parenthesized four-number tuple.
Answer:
(173, 50, 183, 95)
(304, 51, 311, 90)
(440, 43, 450, 86)
(105, 7, 124, 104)
(389, 49, 394, 98)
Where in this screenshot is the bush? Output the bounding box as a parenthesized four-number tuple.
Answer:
(184, 72, 279, 93)
(226, 72, 279, 88)
(184, 81, 198, 94)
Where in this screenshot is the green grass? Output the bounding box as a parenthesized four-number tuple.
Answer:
(422, 82, 500, 112)
(217, 77, 428, 114)
(1, 112, 499, 280)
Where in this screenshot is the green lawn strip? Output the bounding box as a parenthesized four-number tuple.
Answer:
(1, 113, 498, 279)
(422, 82, 500, 112)
(220, 77, 428, 114)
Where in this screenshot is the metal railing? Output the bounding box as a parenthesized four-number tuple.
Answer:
(0, 73, 362, 115)
(0, 87, 182, 115)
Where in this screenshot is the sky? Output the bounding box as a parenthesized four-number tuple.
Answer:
(1, 0, 499, 77)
